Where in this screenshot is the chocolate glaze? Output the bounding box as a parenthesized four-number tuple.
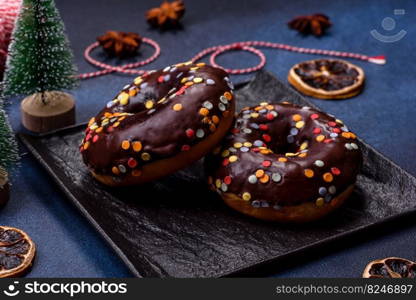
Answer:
(80, 62, 234, 178)
(206, 102, 362, 208)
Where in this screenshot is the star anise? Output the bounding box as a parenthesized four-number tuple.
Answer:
(97, 31, 142, 58)
(288, 14, 331, 36)
(146, 0, 185, 29)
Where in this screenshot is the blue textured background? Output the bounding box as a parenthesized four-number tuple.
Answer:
(1, 0, 415, 277)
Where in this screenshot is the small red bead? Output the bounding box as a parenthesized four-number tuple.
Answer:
(262, 134, 271, 142)
(128, 158, 138, 168)
(231, 128, 240, 134)
(107, 126, 114, 133)
(313, 127, 321, 134)
(328, 121, 337, 127)
(332, 128, 341, 133)
(186, 129, 195, 138)
(92, 135, 99, 143)
(176, 87, 186, 95)
(259, 124, 268, 131)
(311, 114, 319, 120)
(157, 75, 164, 83)
(181, 144, 190, 151)
(252, 147, 260, 152)
(262, 160, 272, 167)
(224, 176, 232, 185)
(85, 133, 92, 141)
(266, 113, 275, 120)
(222, 159, 230, 166)
(331, 167, 341, 175)
(324, 138, 333, 143)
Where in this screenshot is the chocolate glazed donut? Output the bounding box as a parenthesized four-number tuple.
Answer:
(206, 102, 362, 222)
(80, 62, 235, 186)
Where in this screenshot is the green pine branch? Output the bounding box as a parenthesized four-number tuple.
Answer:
(3, 0, 78, 97)
(0, 85, 19, 170)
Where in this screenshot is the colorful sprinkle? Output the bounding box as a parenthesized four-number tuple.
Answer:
(141, 152, 151, 161)
(229, 155, 238, 163)
(128, 158, 138, 168)
(112, 166, 120, 175)
(262, 134, 271, 142)
(259, 174, 270, 183)
(242, 192, 251, 201)
(316, 135, 325, 142)
(145, 100, 154, 109)
(196, 129, 205, 138)
(292, 114, 302, 122)
(300, 142, 308, 150)
(132, 141, 142, 152)
(278, 157, 288, 162)
(328, 185, 337, 194)
(310, 113, 319, 120)
(181, 144, 191, 151)
(132, 169, 142, 177)
(319, 187, 327, 195)
(118, 92, 129, 105)
(313, 128, 322, 134)
(255, 169, 265, 178)
(199, 107, 209, 116)
(295, 121, 305, 129)
(224, 92, 233, 100)
(262, 160, 272, 167)
(118, 165, 126, 173)
(248, 175, 258, 184)
(323, 172, 334, 182)
(173, 103, 183, 111)
(121, 140, 130, 150)
(316, 197, 324, 207)
(331, 167, 341, 175)
(271, 173, 282, 183)
(224, 176, 232, 185)
(314, 160, 325, 167)
(206, 79, 215, 85)
(304, 169, 314, 178)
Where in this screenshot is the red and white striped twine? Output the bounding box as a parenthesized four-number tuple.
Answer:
(78, 39, 386, 79)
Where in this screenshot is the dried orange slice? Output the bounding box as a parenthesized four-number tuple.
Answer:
(0, 226, 36, 278)
(363, 257, 416, 278)
(288, 59, 364, 99)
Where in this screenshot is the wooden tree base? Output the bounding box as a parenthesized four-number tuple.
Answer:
(21, 91, 75, 133)
(0, 168, 9, 207)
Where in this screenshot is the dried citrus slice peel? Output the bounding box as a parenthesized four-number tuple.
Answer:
(288, 59, 365, 99)
(363, 257, 416, 278)
(0, 226, 36, 278)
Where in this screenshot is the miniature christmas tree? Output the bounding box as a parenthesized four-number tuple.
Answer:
(3, 0, 78, 133)
(0, 87, 17, 206)
(0, 85, 18, 170)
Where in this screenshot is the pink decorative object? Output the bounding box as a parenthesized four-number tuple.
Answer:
(79, 39, 385, 80)
(0, 0, 21, 78)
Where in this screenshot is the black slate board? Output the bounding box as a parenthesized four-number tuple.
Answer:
(19, 71, 416, 278)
